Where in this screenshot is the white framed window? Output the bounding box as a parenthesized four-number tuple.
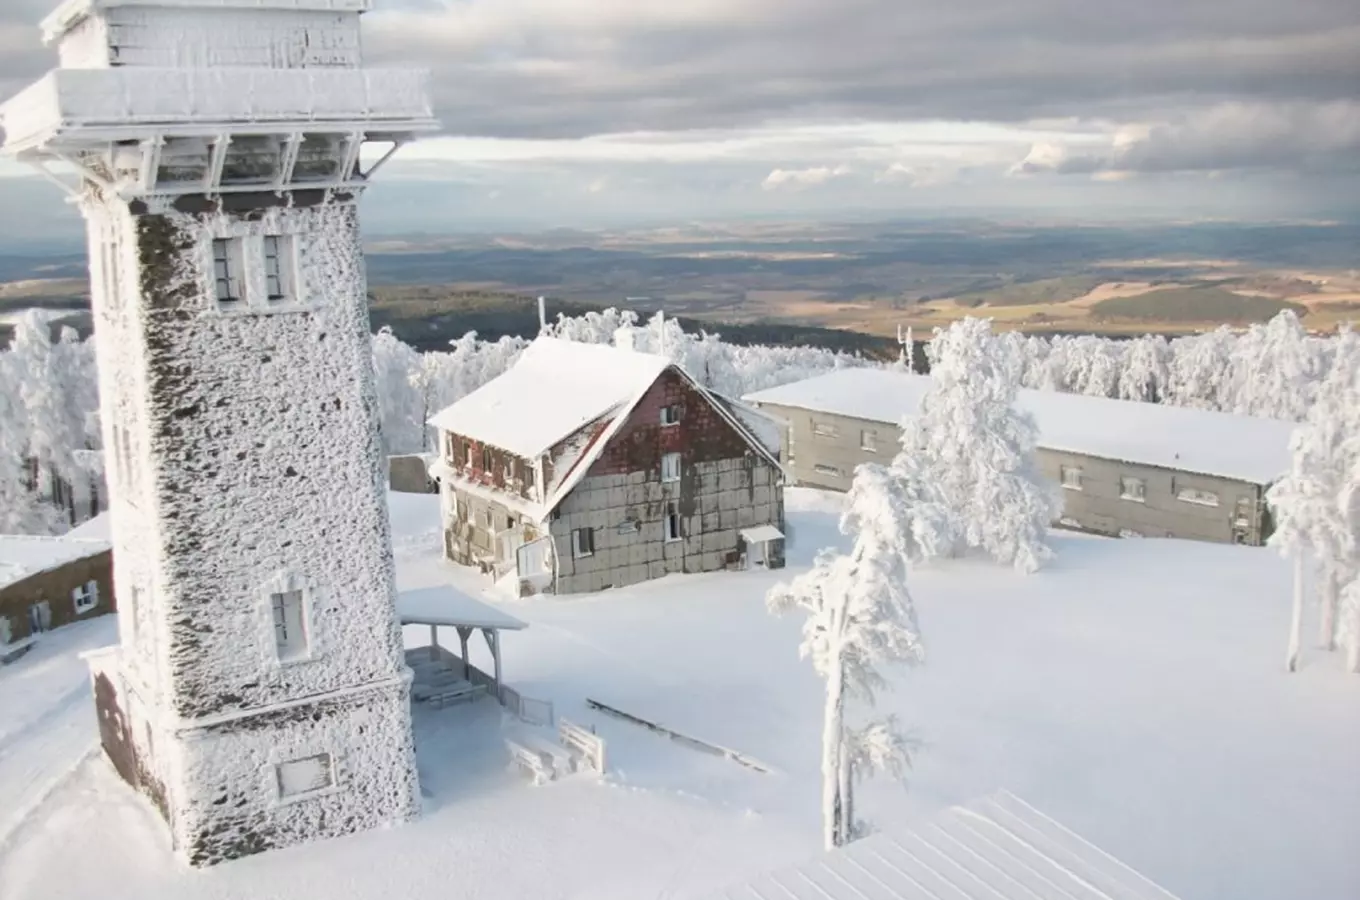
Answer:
(1060, 465, 1083, 490)
(572, 527, 595, 558)
(270, 589, 309, 662)
(72, 580, 99, 614)
(262, 235, 294, 303)
(1119, 476, 1146, 502)
(1177, 487, 1220, 507)
(813, 463, 842, 477)
(860, 429, 878, 452)
(661, 452, 681, 483)
(660, 405, 681, 426)
(276, 753, 335, 801)
(812, 421, 839, 438)
(664, 504, 682, 542)
(212, 238, 243, 306)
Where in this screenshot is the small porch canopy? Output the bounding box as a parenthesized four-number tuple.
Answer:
(397, 585, 527, 696)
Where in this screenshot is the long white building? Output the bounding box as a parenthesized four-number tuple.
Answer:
(744, 368, 1296, 545)
(0, 0, 436, 866)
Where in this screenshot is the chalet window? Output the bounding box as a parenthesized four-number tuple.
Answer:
(1119, 476, 1146, 502)
(262, 235, 293, 303)
(661, 452, 681, 483)
(813, 463, 842, 477)
(292, 134, 343, 182)
(664, 503, 682, 542)
(212, 238, 243, 306)
(72, 580, 99, 615)
(220, 136, 282, 185)
(505, 459, 517, 483)
(463, 441, 473, 468)
(1060, 465, 1083, 490)
(481, 446, 493, 471)
(860, 429, 878, 452)
(276, 753, 335, 800)
(660, 405, 681, 426)
(812, 421, 839, 438)
(1177, 487, 1219, 507)
(271, 589, 309, 662)
(572, 527, 595, 558)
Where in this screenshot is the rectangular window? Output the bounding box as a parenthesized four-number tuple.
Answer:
(504, 458, 517, 483)
(262, 235, 292, 302)
(812, 421, 839, 438)
(860, 429, 878, 452)
(1234, 496, 1254, 526)
(72, 580, 99, 614)
(661, 452, 681, 483)
(481, 446, 493, 472)
(664, 504, 682, 542)
(276, 753, 335, 800)
(1060, 465, 1083, 490)
(1177, 487, 1220, 507)
(463, 441, 473, 468)
(1119, 476, 1146, 502)
(270, 590, 309, 662)
(660, 405, 681, 426)
(220, 135, 282, 185)
(156, 136, 211, 187)
(212, 238, 243, 306)
(813, 463, 842, 477)
(572, 527, 595, 558)
(292, 134, 342, 182)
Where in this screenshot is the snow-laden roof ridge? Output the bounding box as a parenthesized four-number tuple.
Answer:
(743, 367, 1295, 484)
(0, 532, 112, 591)
(427, 337, 672, 459)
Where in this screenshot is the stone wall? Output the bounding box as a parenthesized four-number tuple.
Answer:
(0, 550, 115, 643)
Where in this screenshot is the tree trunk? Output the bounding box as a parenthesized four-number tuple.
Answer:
(1287, 553, 1305, 673)
(838, 739, 854, 846)
(821, 648, 846, 851)
(1319, 567, 1339, 652)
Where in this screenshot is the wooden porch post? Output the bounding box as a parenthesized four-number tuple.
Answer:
(456, 626, 472, 679)
(428, 624, 439, 661)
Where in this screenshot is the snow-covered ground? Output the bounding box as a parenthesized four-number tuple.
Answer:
(1, 489, 1357, 900)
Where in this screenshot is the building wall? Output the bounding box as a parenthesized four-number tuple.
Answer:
(550, 370, 785, 594)
(752, 401, 1269, 546)
(0, 550, 115, 644)
(62, 8, 363, 70)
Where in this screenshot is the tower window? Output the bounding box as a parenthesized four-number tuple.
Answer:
(212, 238, 243, 306)
(263, 235, 293, 302)
(293, 134, 342, 182)
(156, 137, 210, 187)
(270, 590, 309, 662)
(221, 136, 282, 185)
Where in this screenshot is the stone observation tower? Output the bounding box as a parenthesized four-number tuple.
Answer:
(0, 0, 437, 866)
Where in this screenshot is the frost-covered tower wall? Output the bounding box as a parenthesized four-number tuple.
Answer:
(0, 0, 437, 866)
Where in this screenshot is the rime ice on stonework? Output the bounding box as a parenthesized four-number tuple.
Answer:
(0, 0, 437, 866)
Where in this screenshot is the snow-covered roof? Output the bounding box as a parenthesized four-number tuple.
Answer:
(41, 0, 372, 43)
(65, 512, 111, 540)
(0, 534, 111, 592)
(396, 586, 527, 631)
(744, 368, 1295, 485)
(429, 337, 673, 459)
(705, 790, 1183, 900)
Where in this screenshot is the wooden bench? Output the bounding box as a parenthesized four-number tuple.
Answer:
(505, 738, 555, 785)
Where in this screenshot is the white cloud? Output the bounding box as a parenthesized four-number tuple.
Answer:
(761, 165, 852, 191)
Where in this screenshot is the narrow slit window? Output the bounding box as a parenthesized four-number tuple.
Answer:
(572, 527, 595, 558)
(212, 239, 242, 305)
(263, 235, 290, 302)
(270, 589, 309, 662)
(664, 504, 682, 542)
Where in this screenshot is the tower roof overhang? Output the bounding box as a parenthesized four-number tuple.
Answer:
(0, 66, 438, 160)
(41, 0, 374, 45)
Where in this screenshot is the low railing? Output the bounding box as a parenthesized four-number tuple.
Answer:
(425, 644, 554, 727)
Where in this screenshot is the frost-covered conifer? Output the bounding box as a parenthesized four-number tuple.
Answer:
(766, 463, 928, 850)
(901, 317, 1060, 572)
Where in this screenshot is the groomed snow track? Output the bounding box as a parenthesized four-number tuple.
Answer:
(706, 790, 1184, 900)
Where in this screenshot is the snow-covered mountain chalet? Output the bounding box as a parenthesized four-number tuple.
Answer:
(429, 337, 787, 595)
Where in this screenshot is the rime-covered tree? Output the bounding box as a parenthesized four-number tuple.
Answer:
(767, 463, 929, 850)
(900, 317, 1060, 572)
(1268, 360, 1360, 673)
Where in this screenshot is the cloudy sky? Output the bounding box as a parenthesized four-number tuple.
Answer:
(1, 0, 1358, 243)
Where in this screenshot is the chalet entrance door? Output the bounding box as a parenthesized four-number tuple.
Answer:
(27, 601, 51, 635)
